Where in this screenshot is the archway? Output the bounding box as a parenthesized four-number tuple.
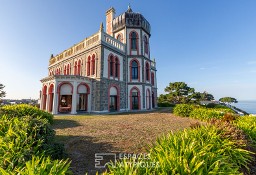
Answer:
(77, 83, 90, 111)
(48, 84, 54, 112)
(58, 82, 73, 113)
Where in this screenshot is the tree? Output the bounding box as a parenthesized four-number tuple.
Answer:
(164, 82, 195, 104)
(200, 91, 214, 101)
(0, 83, 6, 103)
(219, 97, 238, 105)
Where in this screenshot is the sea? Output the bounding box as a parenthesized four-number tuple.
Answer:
(233, 100, 256, 115)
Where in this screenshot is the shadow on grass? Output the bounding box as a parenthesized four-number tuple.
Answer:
(108, 107, 173, 116)
(52, 119, 82, 129)
(56, 135, 115, 175)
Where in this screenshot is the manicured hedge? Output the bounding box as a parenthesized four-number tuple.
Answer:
(1, 104, 53, 124)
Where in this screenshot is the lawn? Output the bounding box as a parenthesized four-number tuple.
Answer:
(52, 108, 200, 175)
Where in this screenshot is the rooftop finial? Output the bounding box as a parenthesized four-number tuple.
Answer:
(100, 22, 104, 32)
(127, 3, 133, 12)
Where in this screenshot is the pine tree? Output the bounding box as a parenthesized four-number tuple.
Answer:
(0, 83, 6, 102)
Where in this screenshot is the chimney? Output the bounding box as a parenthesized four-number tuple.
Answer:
(106, 7, 115, 36)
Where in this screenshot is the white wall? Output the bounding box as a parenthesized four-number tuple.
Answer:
(126, 28, 141, 55)
(103, 48, 124, 81)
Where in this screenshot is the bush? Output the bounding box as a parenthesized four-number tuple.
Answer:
(106, 126, 252, 174)
(234, 116, 256, 146)
(157, 102, 175, 107)
(1, 104, 53, 124)
(0, 115, 66, 172)
(190, 108, 225, 121)
(0, 156, 71, 175)
(173, 104, 193, 117)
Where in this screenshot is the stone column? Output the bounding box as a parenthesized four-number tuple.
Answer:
(71, 81, 77, 114)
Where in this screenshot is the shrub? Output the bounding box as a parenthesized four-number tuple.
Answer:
(106, 126, 252, 174)
(173, 104, 193, 117)
(1, 104, 53, 124)
(234, 116, 256, 146)
(0, 156, 71, 175)
(0, 115, 65, 172)
(157, 102, 175, 107)
(189, 108, 225, 121)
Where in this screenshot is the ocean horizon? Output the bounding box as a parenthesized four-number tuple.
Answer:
(233, 100, 256, 115)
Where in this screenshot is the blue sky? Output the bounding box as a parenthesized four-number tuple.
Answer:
(0, 0, 256, 100)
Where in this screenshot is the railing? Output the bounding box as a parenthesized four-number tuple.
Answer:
(49, 31, 125, 66)
(102, 33, 125, 52)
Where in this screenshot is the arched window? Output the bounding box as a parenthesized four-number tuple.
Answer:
(67, 64, 70, 75)
(74, 61, 77, 75)
(78, 60, 81, 76)
(91, 55, 95, 75)
(87, 56, 91, 76)
(110, 55, 114, 77)
(130, 87, 140, 110)
(151, 72, 155, 86)
(115, 57, 119, 78)
(146, 62, 150, 81)
(144, 36, 148, 54)
(109, 86, 119, 111)
(131, 60, 138, 80)
(117, 34, 122, 42)
(64, 65, 67, 75)
(130, 32, 137, 50)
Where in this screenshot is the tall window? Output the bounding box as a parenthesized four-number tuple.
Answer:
(67, 64, 70, 75)
(87, 56, 91, 76)
(115, 57, 119, 78)
(146, 62, 150, 81)
(91, 55, 95, 75)
(151, 72, 155, 86)
(110, 56, 114, 77)
(144, 36, 148, 54)
(117, 34, 122, 42)
(78, 60, 81, 75)
(131, 32, 137, 50)
(64, 66, 67, 75)
(131, 89, 139, 110)
(131, 60, 138, 79)
(74, 61, 77, 75)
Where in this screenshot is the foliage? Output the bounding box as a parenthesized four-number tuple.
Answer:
(234, 116, 256, 146)
(157, 102, 175, 107)
(219, 97, 238, 104)
(200, 91, 214, 101)
(173, 104, 194, 117)
(105, 126, 252, 174)
(1, 104, 53, 124)
(0, 83, 6, 102)
(189, 107, 234, 121)
(0, 156, 71, 175)
(164, 82, 195, 104)
(173, 104, 234, 121)
(0, 115, 67, 172)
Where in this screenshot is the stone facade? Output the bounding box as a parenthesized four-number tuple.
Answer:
(40, 6, 157, 114)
